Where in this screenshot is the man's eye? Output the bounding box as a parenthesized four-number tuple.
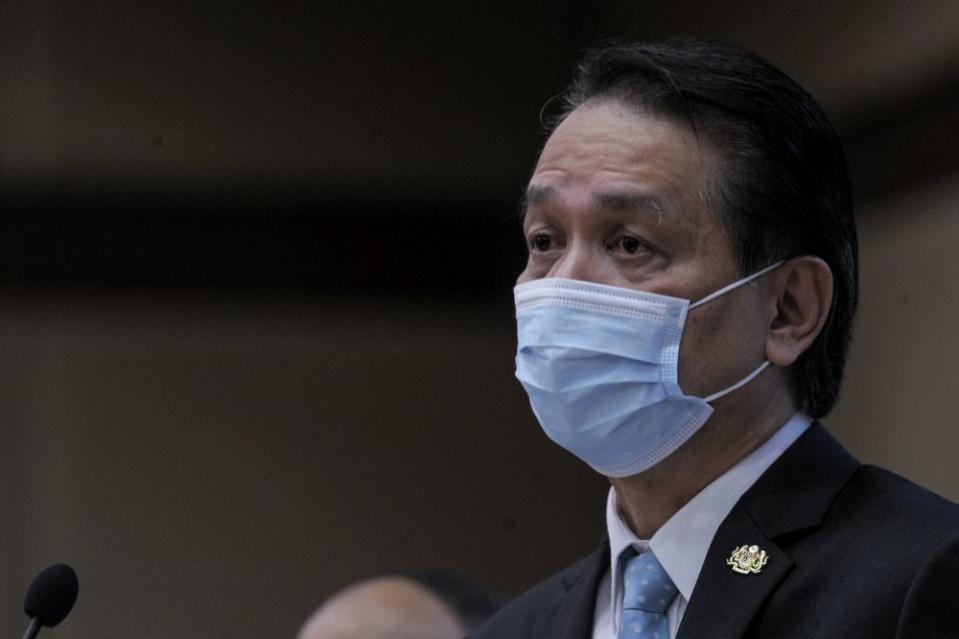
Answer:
(615, 236, 644, 254)
(531, 234, 552, 252)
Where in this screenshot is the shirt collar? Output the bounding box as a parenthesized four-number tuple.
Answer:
(606, 412, 812, 617)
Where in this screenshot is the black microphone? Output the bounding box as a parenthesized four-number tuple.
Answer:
(22, 564, 79, 639)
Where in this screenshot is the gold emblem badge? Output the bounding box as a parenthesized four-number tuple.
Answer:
(727, 544, 769, 575)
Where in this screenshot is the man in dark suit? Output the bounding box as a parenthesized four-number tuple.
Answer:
(471, 40, 959, 639)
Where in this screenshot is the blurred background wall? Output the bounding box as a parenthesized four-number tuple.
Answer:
(1, 1, 958, 637)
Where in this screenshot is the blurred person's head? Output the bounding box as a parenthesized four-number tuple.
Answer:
(297, 572, 502, 639)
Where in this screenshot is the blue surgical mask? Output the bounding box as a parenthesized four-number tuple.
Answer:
(514, 262, 782, 478)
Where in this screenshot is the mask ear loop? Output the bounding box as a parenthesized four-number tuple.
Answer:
(689, 260, 785, 310)
(690, 260, 783, 403)
(703, 360, 771, 403)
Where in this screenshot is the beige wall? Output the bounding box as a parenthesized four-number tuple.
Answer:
(831, 171, 959, 500)
(0, 295, 607, 639)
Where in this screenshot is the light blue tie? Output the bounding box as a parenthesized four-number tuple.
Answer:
(618, 550, 678, 639)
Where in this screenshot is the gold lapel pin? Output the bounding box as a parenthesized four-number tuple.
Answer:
(727, 544, 769, 575)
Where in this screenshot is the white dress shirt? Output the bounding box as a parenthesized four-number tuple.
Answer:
(591, 413, 812, 639)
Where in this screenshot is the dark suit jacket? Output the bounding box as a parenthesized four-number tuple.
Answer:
(471, 423, 959, 638)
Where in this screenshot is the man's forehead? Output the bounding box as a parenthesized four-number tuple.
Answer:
(523, 182, 668, 216)
(537, 101, 700, 166)
(523, 103, 713, 220)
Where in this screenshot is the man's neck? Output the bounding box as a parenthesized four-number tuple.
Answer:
(609, 392, 796, 539)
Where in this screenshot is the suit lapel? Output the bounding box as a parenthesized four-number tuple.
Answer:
(676, 502, 791, 638)
(677, 423, 859, 639)
(533, 542, 609, 639)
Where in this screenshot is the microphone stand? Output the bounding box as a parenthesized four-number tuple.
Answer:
(22, 617, 41, 639)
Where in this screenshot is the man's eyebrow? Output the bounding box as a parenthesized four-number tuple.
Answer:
(519, 184, 556, 221)
(523, 185, 555, 207)
(595, 192, 667, 215)
(519, 186, 668, 220)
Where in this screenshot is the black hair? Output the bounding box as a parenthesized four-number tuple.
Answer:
(554, 39, 858, 418)
(398, 571, 504, 633)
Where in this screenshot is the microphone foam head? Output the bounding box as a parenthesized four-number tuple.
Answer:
(24, 563, 79, 627)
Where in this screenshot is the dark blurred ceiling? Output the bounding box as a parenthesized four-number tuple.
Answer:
(2, 1, 959, 295)
(2, 2, 591, 199)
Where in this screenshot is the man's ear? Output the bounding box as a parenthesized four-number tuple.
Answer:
(765, 256, 833, 367)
